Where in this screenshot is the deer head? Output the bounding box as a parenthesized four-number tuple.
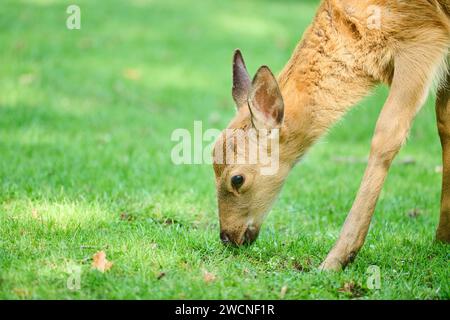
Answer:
(212, 50, 292, 246)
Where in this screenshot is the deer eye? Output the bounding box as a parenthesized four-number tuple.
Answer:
(231, 175, 245, 190)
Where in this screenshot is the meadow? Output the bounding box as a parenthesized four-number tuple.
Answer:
(0, 0, 448, 299)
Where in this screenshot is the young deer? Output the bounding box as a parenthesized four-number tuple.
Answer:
(213, 0, 450, 271)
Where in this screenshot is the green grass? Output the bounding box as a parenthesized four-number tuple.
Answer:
(0, 0, 448, 300)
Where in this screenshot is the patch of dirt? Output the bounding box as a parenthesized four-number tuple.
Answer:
(293, 258, 313, 272)
(338, 281, 368, 298)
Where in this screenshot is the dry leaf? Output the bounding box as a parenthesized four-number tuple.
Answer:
(280, 285, 288, 299)
(203, 270, 216, 283)
(123, 68, 141, 81)
(92, 251, 113, 272)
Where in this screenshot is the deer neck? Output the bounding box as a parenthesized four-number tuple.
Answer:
(276, 26, 374, 166)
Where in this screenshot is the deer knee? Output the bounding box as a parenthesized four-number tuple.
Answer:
(371, 128, 408, 165)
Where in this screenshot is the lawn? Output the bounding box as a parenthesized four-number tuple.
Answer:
(0, 0, 448, 300)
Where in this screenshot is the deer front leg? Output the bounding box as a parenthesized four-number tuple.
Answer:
(320, 57, 437, 271)
(436, 71, 450, 243)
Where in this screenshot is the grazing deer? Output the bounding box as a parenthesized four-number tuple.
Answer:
(212, 0, 450, 270)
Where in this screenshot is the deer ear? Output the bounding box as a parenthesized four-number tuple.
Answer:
(248, 66, 284, 130)
(232, 49, 251, 109)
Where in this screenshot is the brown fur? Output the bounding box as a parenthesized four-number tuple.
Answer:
(213, 0, 450, 270)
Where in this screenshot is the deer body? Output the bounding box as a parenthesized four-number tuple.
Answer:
(213, 0, 450, 270)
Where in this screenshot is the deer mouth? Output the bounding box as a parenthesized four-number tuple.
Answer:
(220, 226, 260, 247)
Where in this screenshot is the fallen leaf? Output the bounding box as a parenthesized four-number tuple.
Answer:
(92, 251, 113, 272)
(202, 270, 216, 283)
(435, 166, 443, 173)
(280, 285, 288, 299)
(123, 68, 141, 81)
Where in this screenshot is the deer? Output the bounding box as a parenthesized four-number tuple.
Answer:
(212, 0, 450, 271)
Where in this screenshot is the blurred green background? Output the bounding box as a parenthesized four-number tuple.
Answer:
(0, 0, 448, 299)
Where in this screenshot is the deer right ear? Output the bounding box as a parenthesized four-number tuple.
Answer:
(248, 66, 284, 130)
(232, 49, 251, 109)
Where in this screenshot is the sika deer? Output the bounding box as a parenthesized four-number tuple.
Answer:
(212, 0, 450, 270)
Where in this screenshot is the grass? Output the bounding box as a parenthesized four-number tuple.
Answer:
(0, 0, 448, 300)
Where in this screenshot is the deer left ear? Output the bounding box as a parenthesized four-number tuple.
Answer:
(232, 49, 251, 109)
(248, 66, 284, 130)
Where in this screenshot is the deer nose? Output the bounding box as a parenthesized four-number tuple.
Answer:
(220, 231, 230, 244)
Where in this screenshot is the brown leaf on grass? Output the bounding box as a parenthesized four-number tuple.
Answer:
(123, 68, 141, 81)
(280, 285, 288, 299)
(202, 270, 216, 283)
(92, 251, 113, 273)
